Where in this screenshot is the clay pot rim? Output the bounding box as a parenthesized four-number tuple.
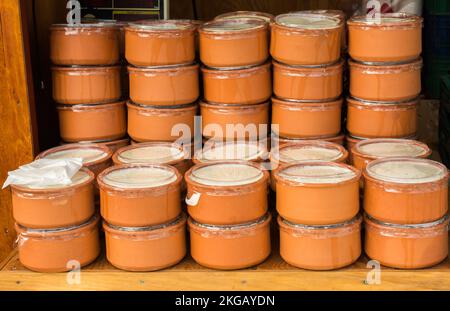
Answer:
(291, 10, 345, 22)
(215, 11, 275, 23)
(363, 157, 449, 186)
(199, 18, 267, 34)
(273, 161, 361, 187)
(36, 143, 113, 167)
(128, 62, 199, 72)
(365, 213, 449, 230)
(97, 163, 182, 192)
(348, 13, 423, 27)
(346, 134, 417, 141)
(56, 101, 126, 110)
(126, 19, 196, 32)
(15, 214, 100, 237)
(103, 213, 186, 234)
(279, 214, 362, 230)
(272, 96, 343, 105)
(201, 60, 271, 73)
(50, 23, 120, 30)
(349, 58, 423, 70)
(200, 100, 269, 109)
(185, 160, 269, 189)
(188, 213, 271, 231)
(112, 141, 189, 166)
(127, 100, 198, 111)
(51, 65, 121, 72)
(273, 58, 344, 70)
(352, 138, 431, 162)
(270, 140, 349, 165)
(275, 133, 345, 142)
(347, 96, 420, 106)
(193, 140, 268, 164)
(61, 137, 130, 145)
(10, 167, 95, 193)
(274, 12, 344, 31)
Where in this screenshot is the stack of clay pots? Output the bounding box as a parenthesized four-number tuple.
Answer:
(198, 18, 271, 143)
(50, 22, 127, 148)
(346, 13, 423, 158)
(270, 12, 345, 145)
(125, 20, 199, 145)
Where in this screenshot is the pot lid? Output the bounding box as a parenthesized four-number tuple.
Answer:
(201, 18, 265, 33)
(23, 170, 91, 190)
(129, 20, 193, 31)
(118, 144, 185, 164)
(276, 143, 344, 163)
(278, 163, 356, 184)
(215, 11, 274, 23)
(276, 13, 341, 29)
(190, 163, 264, 186)
(366, 158, 448, 184)
(355, 139, 429, 158)
(103, 166, 177, 188)
(349, 13, 421, 25)
(42, 147, 108, 164)
(196, 141, 266, 162)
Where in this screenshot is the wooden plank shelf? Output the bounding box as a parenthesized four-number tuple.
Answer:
(1, 247, 449, 291)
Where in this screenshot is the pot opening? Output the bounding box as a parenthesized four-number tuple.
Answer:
(189, 162, 264, 186)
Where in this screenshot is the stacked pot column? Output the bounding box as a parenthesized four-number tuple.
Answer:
(50, 23, 127, 146)
(198, 18, 272, 144)
(346, 14, 423, 158)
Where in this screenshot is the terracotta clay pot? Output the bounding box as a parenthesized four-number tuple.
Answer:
(349, 59, 422, 102)
(188, 214, 271, 270)
(346, 97, 418, 138)
(125, 20, 196, 66)
(127, 102, 197, 142)
(37, 143, 113, 178)
(202, 62, 272, 105)
(215, 11, 275, 23)
(351, 138, 431, 172)
(271, 13, 343, 65)
(273, 133, 345, 147)
(128, 63, 199, 106)
(365, 214, 449, 269)
(193, 140, 268, 164)
(103, 214, 186, 271)
(98, 164, 182, 227)
(271, 97, 342, 138)
(278, 215, 362, 270)
(199, 19, 269, 68)
(15, 215, 100, 272)
(185, 162, 268, 225)
(113, 142, 191, 177)
(363, 158, 449, 224)
(348, 13, 423, 63)
(11, 168, 95, 229)
(200, 101, 269, 140)
(274, 162, 360, 225)
(57, 101, 126, 142)
(273, 60, 343, 101)
(52, 66, 121, 105)
(50, 23, 119, 65)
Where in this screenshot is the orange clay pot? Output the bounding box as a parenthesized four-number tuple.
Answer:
(103, 214, 186, 271)
(200, 101, 269, 140)
(15, 215, 100, 272)
(188, 214, 271, 270)
(57, 101, 126, 142)
(363, 158, 449, 224)
(193, 140, 268, 164)
(349, 59, 422, 102)
(364, 214, 449, 269)
(273, 133, 345, 147)
(52, 66, 121, 105)
(128, 63, 199, 106)
(348, 13, 423, 63)
(273, 60, 343, 101)
(346, 97, 418, 138)
(36, 143, 113, 178)
(274, 162, 360, 225)
(11, 169, 95, 229)
(125, 20, 196, 66)
(279, 215, 362, 270)
(127, 102, 197, 142)
(351, 138, 431, 172)
(215, 11, 275, 23)
(113, 142, 191, 177)
(185, 162, 268, 225)
(271, 13, 343, 66)
(98, 164, 182, 227)
(50, 23, 119, 65)
(199, 19, 269, 68)
(271, 97, 342, 138)
(202, 62, 272, 105)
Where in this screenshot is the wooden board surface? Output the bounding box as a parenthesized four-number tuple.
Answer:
(1, 248, 449, 291)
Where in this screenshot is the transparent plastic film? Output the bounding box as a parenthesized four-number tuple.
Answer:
(348, 98, 418, 111)
(52, 66, 121, 76)
(128, 63, 198, 78)
(348, 13, 423, 30)
(273, 60, 343, 77)
(201, 101, 269, 115)
(202, 62, 270, 79)
(194, 140, 268, 163)
(126, 20, 195, 35)
(272, 97, 342, 112)
(128, 101, 198, 117)
(274, 13, 343, 33)
(113, 142, 188, 166)
(215, 11, 275, 23)
(57, 101, 125, 113)
(349, 59, 423, 75)
(199, 18, 267, 38)
(353, 138, 431, 161)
